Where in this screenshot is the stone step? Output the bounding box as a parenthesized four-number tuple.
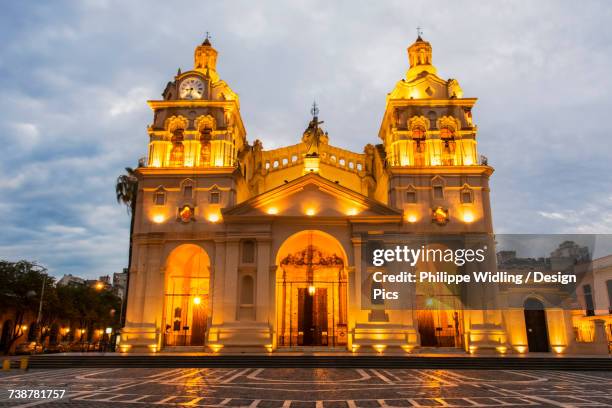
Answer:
(26, 354, 612, 370)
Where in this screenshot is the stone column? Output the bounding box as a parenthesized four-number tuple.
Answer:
(256, 238, 271, 323)
(223, 239, 239, 322)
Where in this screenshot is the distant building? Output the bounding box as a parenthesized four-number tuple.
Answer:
(113, 269, 128, 300)
(57, 274, 85, 287)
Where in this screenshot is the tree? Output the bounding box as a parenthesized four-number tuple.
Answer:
(0, 260, 51, 354)
(115, 166, 139, 326)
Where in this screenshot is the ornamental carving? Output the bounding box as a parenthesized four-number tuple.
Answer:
(280, 245, 344, 267)
(407, 116, 430, 132)
(195, 115, 216, 132)
(165, 115, 189, 133)
(437, 116, 461, 133)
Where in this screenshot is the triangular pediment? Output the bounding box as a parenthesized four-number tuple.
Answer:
(223, 173, 401, 219)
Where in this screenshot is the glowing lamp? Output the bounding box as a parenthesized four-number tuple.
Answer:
(462, 212, 474, 223)
(208, 213, 220, 223)
(308, 285, 316, 296)
(552, 345, 566, 354)
(265, 344, 274, 353)
(496, 346, 508, 354)
(373, 344, 386, 354)
(105, 327, 112, 335)
(209, 344, 223, 353)
(406, 214, 417, 223)
(351, 345, 360, 353)
(267, 207, 279, 215)
(193, 296, 202, 305)
(305, 208, 316, 216)
(346, 208, 358, 216)
(514, 345, 527, 353)
(95, 282, 104, 290)
(152, 214, 165, 223)
(119, 344, 131, 353)
(21, 325, 28, 331)
(463, 157, 473, 165)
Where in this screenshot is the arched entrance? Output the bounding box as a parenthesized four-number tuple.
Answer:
(276, 230, 348, 348)
(524, 298, 549, 352)
(163, 244, 211, 347)
(415, 243, 464, 348)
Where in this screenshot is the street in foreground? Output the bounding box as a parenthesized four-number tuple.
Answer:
(0, 367, 611, 407)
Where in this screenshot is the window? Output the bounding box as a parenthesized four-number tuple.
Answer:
(433, 185, 444, 199)
(583, 284, 594, 316)
(183, 185, 193, 198)
(238, 275, 255, 321)
(154, 192, 165, 206)
(242, 240, 255, 264)
(209, 191, 220, 204)
(406, 190, 417, 203)
(461, 189, 473, 204)
(240, 275, 254, 305)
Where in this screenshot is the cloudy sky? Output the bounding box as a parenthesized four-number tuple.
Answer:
(1, 1, 611, 278)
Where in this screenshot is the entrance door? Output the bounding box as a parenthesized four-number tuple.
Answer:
(417, 309, 462, 347)
(298, 288, 328, 346)
(524, 298, 549, 352)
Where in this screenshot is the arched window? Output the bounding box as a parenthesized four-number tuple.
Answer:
(169, 129, 185, 167)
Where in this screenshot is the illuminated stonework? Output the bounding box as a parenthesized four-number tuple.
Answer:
(121, 36, 599, 355)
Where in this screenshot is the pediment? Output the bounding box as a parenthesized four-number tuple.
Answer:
(223, 173, 401, 219)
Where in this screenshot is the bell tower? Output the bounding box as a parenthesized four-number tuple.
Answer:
(377, 35, 493, 234)
(145, 36, 246, 172)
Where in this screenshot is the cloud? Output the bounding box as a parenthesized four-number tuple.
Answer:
(0, 0, 611, 278)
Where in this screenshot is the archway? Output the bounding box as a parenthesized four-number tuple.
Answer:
(524, 298, 549, 352)
(163, 244, 211, 347)
(275, 230, 348, 348)
(415, 243, 464, 348)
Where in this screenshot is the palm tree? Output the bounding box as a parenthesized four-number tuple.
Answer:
(115, 167, 139, 327)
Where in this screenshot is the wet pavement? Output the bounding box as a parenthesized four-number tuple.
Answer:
(0, 367, 611, 407)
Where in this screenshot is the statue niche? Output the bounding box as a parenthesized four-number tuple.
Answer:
(199, 128, 212, 167)
(169, 129, 185, 167)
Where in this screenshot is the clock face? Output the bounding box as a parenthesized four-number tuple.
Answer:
(179, 77, 205, 99)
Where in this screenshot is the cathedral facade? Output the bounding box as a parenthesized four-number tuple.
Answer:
(121, 36, 605, 354)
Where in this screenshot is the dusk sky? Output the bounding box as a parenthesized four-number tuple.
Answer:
(1, 1, 611, 279)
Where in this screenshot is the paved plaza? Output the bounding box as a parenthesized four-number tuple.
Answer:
(0, 367, 611, 407)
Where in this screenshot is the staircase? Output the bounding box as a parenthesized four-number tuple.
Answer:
(26, 354, 612, 370)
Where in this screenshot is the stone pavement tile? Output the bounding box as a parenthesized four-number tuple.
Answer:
(381, 399, 413, 407)
(352, 401, 382, 408)
(289, 402, 317, 408)
(322, 401, 349, 408)
(257, 400, 286, 408)
(225, 398, 255, 406)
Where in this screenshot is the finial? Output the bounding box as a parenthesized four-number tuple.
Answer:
(416, 26, 424, 40)
(310, 101, 319, 118)
(203, 31, 212, 45)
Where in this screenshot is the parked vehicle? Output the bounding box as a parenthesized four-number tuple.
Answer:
(43, 343, 67, 353)
(15, 342, 43, 355)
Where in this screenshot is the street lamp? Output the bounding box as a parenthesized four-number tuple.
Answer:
(95, 282, 104, 290)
